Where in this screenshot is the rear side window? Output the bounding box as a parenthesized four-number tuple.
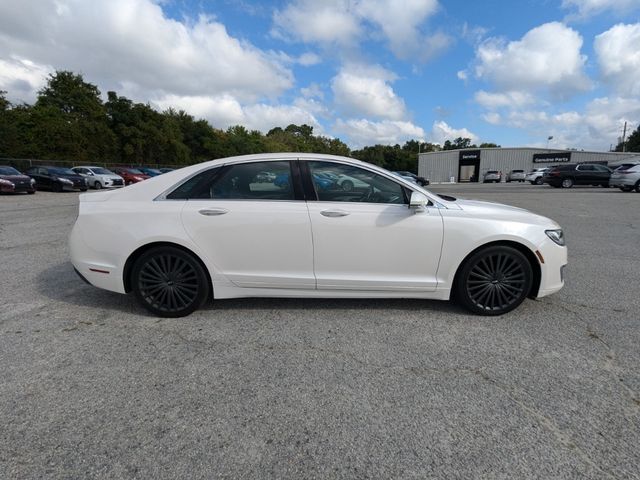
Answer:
(166, 161, 295, 201)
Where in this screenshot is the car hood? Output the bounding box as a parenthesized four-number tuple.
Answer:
(0, 174, 31, 181)
(57, 174, 86, 181)
(453, 198, 559, 227)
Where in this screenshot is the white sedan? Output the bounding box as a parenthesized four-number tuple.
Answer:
(70, 153, 567, 317)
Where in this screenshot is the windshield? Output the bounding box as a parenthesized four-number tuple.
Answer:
(50, 167, 76, 175)
(144, 168, 161, 174)
(0, 166, 21, 175)
(126, 168, 144, 174)
(91, 167, 113, 175)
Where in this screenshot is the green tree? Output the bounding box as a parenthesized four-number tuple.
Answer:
(615, 124, 640, 152)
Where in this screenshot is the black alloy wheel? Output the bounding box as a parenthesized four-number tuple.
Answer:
(455, 246, 532, 315)
(132, 246, 209, 317)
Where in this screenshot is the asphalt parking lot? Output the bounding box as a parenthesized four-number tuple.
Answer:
(1, 183, 639, 479)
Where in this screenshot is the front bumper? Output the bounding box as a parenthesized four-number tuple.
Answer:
(535, 237, 568, 298)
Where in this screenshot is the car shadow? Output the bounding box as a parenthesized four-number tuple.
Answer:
(38, 261, 466, 317)
(37, 261, 146, 316)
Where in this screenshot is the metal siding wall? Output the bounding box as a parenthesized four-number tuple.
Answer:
(418, 151, 459, 182)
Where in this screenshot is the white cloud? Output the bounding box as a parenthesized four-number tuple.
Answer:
(595, 23, 640, 97)
(457, 70, 468, 81)
(297, 52, 322, 66)
(483, 112, 501, 125)
(331, 64, 406, 120)
(334, 118, 425, 147)
(429, 121, 478, 144)
(300, 83, 324, 99)
(272, 0, 361, 46)
(475, 22, 590, 98)
(0, 0, 293, 103)
(0, 56, 51, 103)
(474, 90, 535, 109)
(153, 94, 322, 133)
(272, 0, 450, 62)
(355, 0, 450, 61)
(562, 0, 640, 19)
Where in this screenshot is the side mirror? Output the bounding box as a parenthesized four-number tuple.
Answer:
(409, 191, 428, 212)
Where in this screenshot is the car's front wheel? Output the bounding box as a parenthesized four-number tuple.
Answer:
(94, 181, 102, 189)
(131, 246, 209, 317)
(455, 246, 533, 315)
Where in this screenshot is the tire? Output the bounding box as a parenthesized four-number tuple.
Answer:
(131, 246, 209, 318)
(28, 191, 35, 194)
(341, 180, 354, 191)
(534, 178, 543, 185)
(620, 187, 632, 192)
(561, 178, 574, 188)
(635, 181, 640, 193)
(53, 182, 63, 192)
(94, 181, 102, 190)
(80, 188, 88, 192)
(454, 245, 533, 316)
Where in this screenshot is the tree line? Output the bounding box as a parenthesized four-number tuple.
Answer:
(0, 71, 502, 173)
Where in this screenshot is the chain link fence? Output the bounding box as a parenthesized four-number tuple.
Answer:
(0, 158, 186, 172)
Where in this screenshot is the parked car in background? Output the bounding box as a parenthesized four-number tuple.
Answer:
(71, 166, 124, 189)
(159, 168, 175, 174)
(112, 167, 150, 185)
(525, 167, 549, 185)
(24, 166, 88, 192)
(0, 166, 37, 194)
(543, 163, 611, 188)
(70, 153, 567, 318)
(393, 171, 429, 186)
(609, 164, 640, 192)
(506, 169, 526, 182)
(483, 170, 502, 183)
(392, 172, 418, 184)
(138, 167, 163, 177)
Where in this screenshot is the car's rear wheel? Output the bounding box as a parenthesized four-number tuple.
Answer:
(561, 178, 574, 188)
(455, 246, 532, 316)
(534, 178, 543, 185)
(131, 246, 209, 317)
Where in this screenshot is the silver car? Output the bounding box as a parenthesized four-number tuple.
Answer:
(525, 167, 549, 185)
(483, 170, 502, 183)
(72, 166, 125, 189)
(506, 169, 526, 182)
(609, 164, 640, 192)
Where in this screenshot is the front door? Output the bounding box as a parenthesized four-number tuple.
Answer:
(179, 160, 315, 289)
(304, 161, 444, 292)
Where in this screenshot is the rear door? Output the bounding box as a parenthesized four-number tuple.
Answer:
(178, 160, 315, 289)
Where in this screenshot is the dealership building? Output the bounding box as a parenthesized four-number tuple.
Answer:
(418, 148, 640, 183)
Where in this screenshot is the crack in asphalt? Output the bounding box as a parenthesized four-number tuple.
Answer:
(156, 327, 620, 478)
(542, 299, 640, 411)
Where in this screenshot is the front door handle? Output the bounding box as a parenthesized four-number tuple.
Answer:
(198, 208, 228, 216)
(320, 209, 349, 218)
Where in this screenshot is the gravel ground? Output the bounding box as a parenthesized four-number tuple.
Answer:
(1, 184, 639, 479)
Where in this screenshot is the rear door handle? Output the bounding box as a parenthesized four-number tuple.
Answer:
(320, 209, 349, 218)
(198, 208, 228, 216)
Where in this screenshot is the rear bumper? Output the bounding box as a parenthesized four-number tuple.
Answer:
(609, 177, 636, 187)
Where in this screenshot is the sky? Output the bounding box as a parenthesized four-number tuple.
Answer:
(1, 0, 639, 150)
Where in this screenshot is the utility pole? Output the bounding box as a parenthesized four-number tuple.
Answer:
(622, 121, 627, 152)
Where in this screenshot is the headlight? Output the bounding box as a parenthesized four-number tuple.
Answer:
(545, 229, 565, 246)
(30, 178, 36, 184)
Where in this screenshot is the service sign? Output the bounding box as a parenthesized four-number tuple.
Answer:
(459, 150, 481, 161)
(533, 152, 571, 163)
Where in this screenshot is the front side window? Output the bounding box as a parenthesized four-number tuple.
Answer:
(307, 161, 407, 204)
(166, 161, 294, 201)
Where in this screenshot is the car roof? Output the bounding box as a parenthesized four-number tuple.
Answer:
(94, 153, 444, 206)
